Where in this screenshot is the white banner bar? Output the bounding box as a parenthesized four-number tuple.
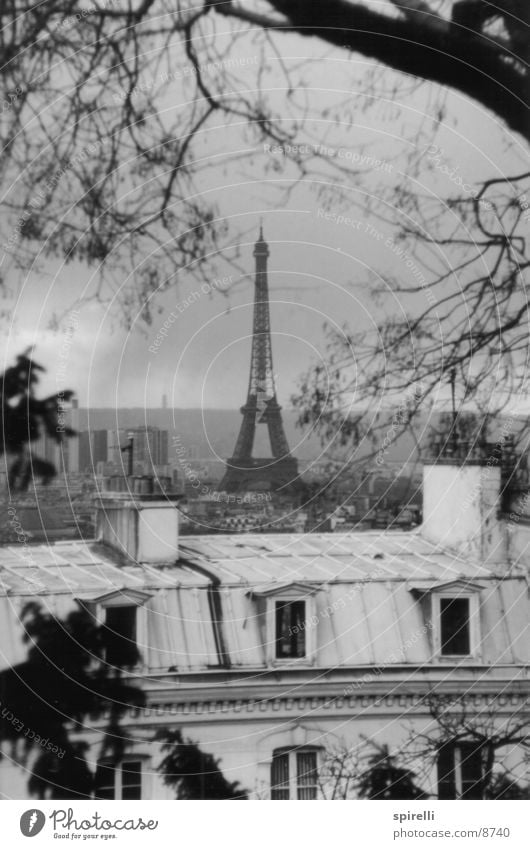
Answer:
(1, 800, 528, 848)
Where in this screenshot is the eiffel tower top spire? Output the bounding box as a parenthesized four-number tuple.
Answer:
(254, 221, 268, 255)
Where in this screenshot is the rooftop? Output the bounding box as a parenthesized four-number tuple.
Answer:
(0, 540, 208, 597)
(0, 533, 527, 671)
(0, 531, 517, 598)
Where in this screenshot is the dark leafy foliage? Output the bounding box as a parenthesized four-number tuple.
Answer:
(0, 351, 75, 489)
(486, 773, 530, 800)
(157, 728, 247, 800)
(0, 602, 144, 798)
(415, 694, 530, 800)
(358, 744, 427, 800)
(28, 744, 95, 801)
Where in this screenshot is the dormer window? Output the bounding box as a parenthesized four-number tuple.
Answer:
(79, 589, 152, 669)
(434, 592, 479, 658)
(439, 597, 470, 656)
(248, 581, 318, 666)
(275, 601, 306, 659)
(408, 580, 483, 660)
(104, 605, 138, 667)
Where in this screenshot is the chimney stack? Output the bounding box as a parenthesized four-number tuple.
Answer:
(421, 452, 506, 564)
(96, 475, 180, 563)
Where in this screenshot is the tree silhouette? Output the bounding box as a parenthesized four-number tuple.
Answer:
(218, 2, 528, 140)
(405, 694, 530, 800)
(0, 601, 144, 798)
(1, 3, 528, 532)
(0, 351, 75, 490)
(357, 743, 428, 800)
(0, 0, 526, 328)
(157, 728, 247, 800)
(486, 773, 530, 800)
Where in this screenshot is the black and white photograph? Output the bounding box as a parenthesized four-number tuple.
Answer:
(0, 0, 528, 838)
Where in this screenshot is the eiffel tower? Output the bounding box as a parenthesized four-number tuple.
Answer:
(219, 228, 303, 495)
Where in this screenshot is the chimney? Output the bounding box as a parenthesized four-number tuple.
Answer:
(96, 475, 180, 563)
(421, 450, 506, 563)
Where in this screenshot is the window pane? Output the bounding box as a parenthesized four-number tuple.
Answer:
(94, 763, 115, 800)
(459, 744, 483, 800)
(271, 752, 290, 800)
(121, 760, 142, 800)
(437, 745, 455, 799)
(437, 744, 483, 800)
(104, 606, 138, 667)
(275, 601, 306, 659)
(440, 598, 470, 655)
(292, 602, 306, 658)
(297, 751, 317, 800)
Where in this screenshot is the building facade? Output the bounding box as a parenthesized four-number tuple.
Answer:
(0, 458, 528, 800)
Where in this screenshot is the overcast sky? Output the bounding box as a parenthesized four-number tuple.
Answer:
(2, 28, 524, 410)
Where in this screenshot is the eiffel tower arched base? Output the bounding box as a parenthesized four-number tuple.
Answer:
(218, 456, 304, 496)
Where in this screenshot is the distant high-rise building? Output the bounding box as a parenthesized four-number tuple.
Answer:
(109, 426, 169, 470)
(31, 398, 81, 475)
(132, 426, 168, 466)
(107, 430, 124, 466)
(162, 394, 168, 409)
(78, 429, 109, 473)
(78, 432, 91, 471)
(93, 430, 109, 466)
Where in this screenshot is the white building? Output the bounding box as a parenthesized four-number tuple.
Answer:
(0, 457, 528, 800)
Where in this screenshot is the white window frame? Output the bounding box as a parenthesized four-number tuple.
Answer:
(438, 744, 484, 799)
(94, 757, 148, 800)
(265, 593, 316, 666)
(270, 748, 320, 800)
(432, 592, 480, 659)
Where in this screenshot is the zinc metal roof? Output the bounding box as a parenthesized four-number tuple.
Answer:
(0, 533, 527, 672)
(0, 532, 519, 597)
(178, 531, 497, 586)
(0, 540, 209, 597)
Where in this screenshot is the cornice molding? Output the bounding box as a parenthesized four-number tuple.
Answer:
(113, 691, 529, 722)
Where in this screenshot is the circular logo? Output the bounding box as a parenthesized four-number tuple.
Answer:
(20, 810, 46, 837)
